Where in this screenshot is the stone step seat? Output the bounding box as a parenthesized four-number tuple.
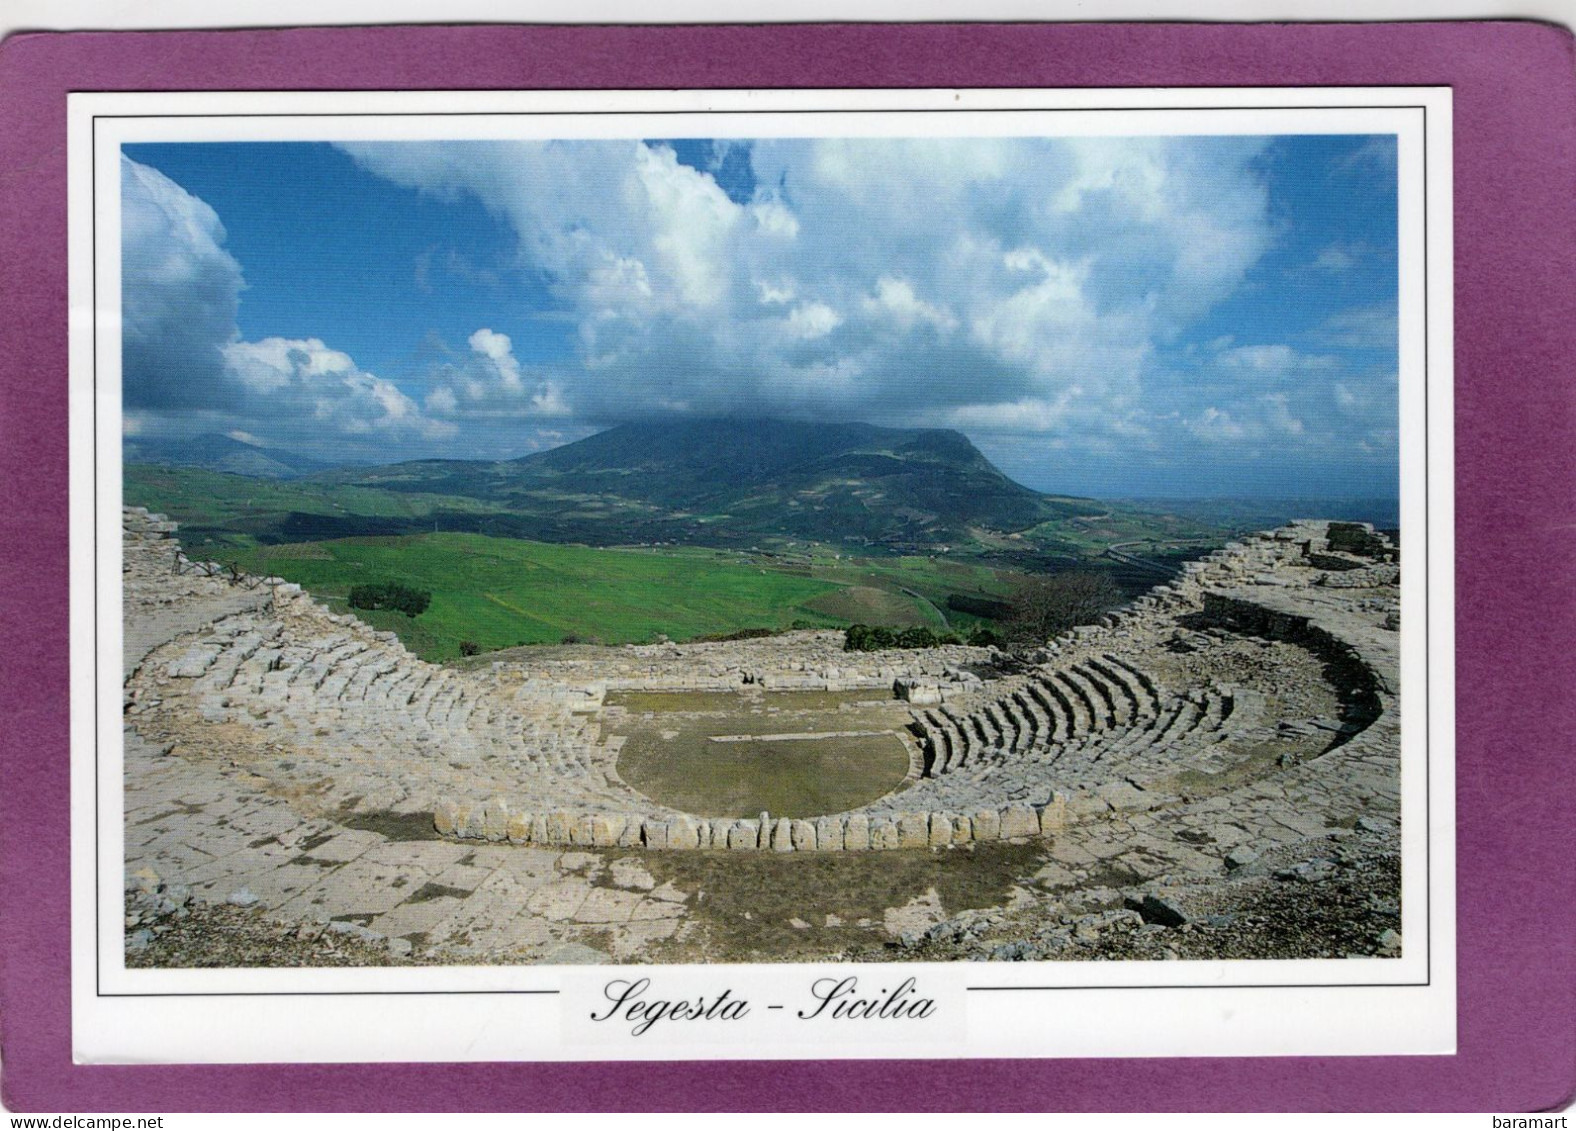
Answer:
(1085, 656, 1152, 722)
(1060, 666, 1115, 730)
(1010, 688, 1052, 744)
(1070, 661, 1125, 726)
(1025, 677, 1073, 742)
(994, 693, 1035, 750)
(1102, 654, 1167, 713)
(1048, 670, 1097, 733)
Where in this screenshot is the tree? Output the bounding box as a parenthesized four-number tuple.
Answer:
(347, 582, 432, 618)
(1003, 571, 1122, 645)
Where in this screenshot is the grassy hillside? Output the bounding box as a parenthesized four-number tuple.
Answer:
(224, 533, 1037, 661)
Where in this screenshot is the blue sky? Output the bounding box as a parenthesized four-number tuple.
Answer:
(121, 134, 1398, 498)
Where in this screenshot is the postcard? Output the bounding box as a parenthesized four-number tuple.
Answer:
(63, 83, 1456, 1066)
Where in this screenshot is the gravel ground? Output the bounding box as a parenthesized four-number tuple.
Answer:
(844, 826, 1403, 963)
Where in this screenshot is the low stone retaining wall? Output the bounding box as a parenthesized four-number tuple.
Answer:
(432, 793, 1072, 851)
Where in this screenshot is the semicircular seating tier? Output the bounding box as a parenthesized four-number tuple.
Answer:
(122, 508, 1400, 854)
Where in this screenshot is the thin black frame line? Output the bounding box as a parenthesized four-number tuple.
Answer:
(103, 990, 562, 998)
(91, 105, 1431, 121)
(92, 102, 1434, 999)
(72, 84, 1453, 95)
(966, 980, 1430, 992)
(92, 114, 101, 999)
(1422, 103, 1432, 986)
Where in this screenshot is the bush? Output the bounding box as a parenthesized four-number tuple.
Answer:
(1002, 571, 1122, 645)
(458, 640, 480, 657)
(946, 592, 1014, 620)
(690, 627, 776, 643)
(347, 582, 431, 618)
(843, 624, 962, 652)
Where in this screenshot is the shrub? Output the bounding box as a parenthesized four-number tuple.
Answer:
(1002, 571, 1122, 644)
(347, 582, 431, 618)
(843, 624, 963, 652)
(458, 640, 480, 657)
(946, 592, 1014, 620)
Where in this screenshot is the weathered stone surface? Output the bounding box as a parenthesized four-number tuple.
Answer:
(871, 817, 900, 850)
(1000, 803, 1039, 840)
(1224, 846, 1260, 870)
(544, 811, 573, 844)
(667, 815, 700, 850)
(843, 814, 871, 851)
(791, 819, 817, 851)
(727, 821, 758, 851)
(972, 808, 1000, 842)
(482, 798, 510, 842)
(505, 810, 534, 844)
(897, 813, 930, 849)
(433, 799, 459, 837)
(927, 812, 952, 847)
(771, 817, 794, 852)
(590, 814, 626, 847)
(642, 818, 670, 850)
(815, 816, 844, 851)
(458, 803, 486, 840)
(1038, 793, 1069, 836)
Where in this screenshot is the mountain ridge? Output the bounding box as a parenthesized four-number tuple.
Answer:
(309, 417, 1103, 550)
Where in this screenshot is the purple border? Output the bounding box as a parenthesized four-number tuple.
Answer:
(2, 21, 1573, 1113)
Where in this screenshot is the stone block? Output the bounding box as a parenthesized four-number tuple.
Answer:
(771, 818, 794, 852)
(457, 803, 486, 840)
(791, 819, 817, 851)
(871, 817, 900, 850)
(482, 798, 510, 842)
(617, 818, 643, 848)
(506, 810, 534, 844)
(642, 817, 670, 850)
(949, 814, 972, 844)
(591, 814, 627, 847)
(815, 816, 844, 851)
(666, 815, 700, 850)
(972, 808, 1000, 841)
(544, 811, 573, 844)
(727, 821, 759, 851)
(571, 814, 599, 846)
(1039, 792, 1070, 836)
(843, 814, 870, 850)
(433, 799, 459, 837)
(1000, 803, 1039, 839)
(897, 813, 930, 849)
(927, 812, 952, 847)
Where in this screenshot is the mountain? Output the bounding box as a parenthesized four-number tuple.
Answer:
(312, 418, 1104, 550)
(124, 433, 337, 479)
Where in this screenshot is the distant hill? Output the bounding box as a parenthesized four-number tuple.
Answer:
(124, 433, 336, 480)
(312, 418, 1105, 549)
(1118, 496, 1401, 533)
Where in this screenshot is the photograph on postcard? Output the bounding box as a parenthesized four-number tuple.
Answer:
(81, 91, 1446, 1047)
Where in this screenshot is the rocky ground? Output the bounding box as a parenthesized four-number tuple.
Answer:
(849, 822, 1402, 963)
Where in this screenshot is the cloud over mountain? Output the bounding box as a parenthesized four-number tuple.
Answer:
(337, 136, 1278, 442)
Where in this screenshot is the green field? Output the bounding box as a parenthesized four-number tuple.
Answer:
(228, 533, 871, 660)
(127, 461, 1223, 661)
